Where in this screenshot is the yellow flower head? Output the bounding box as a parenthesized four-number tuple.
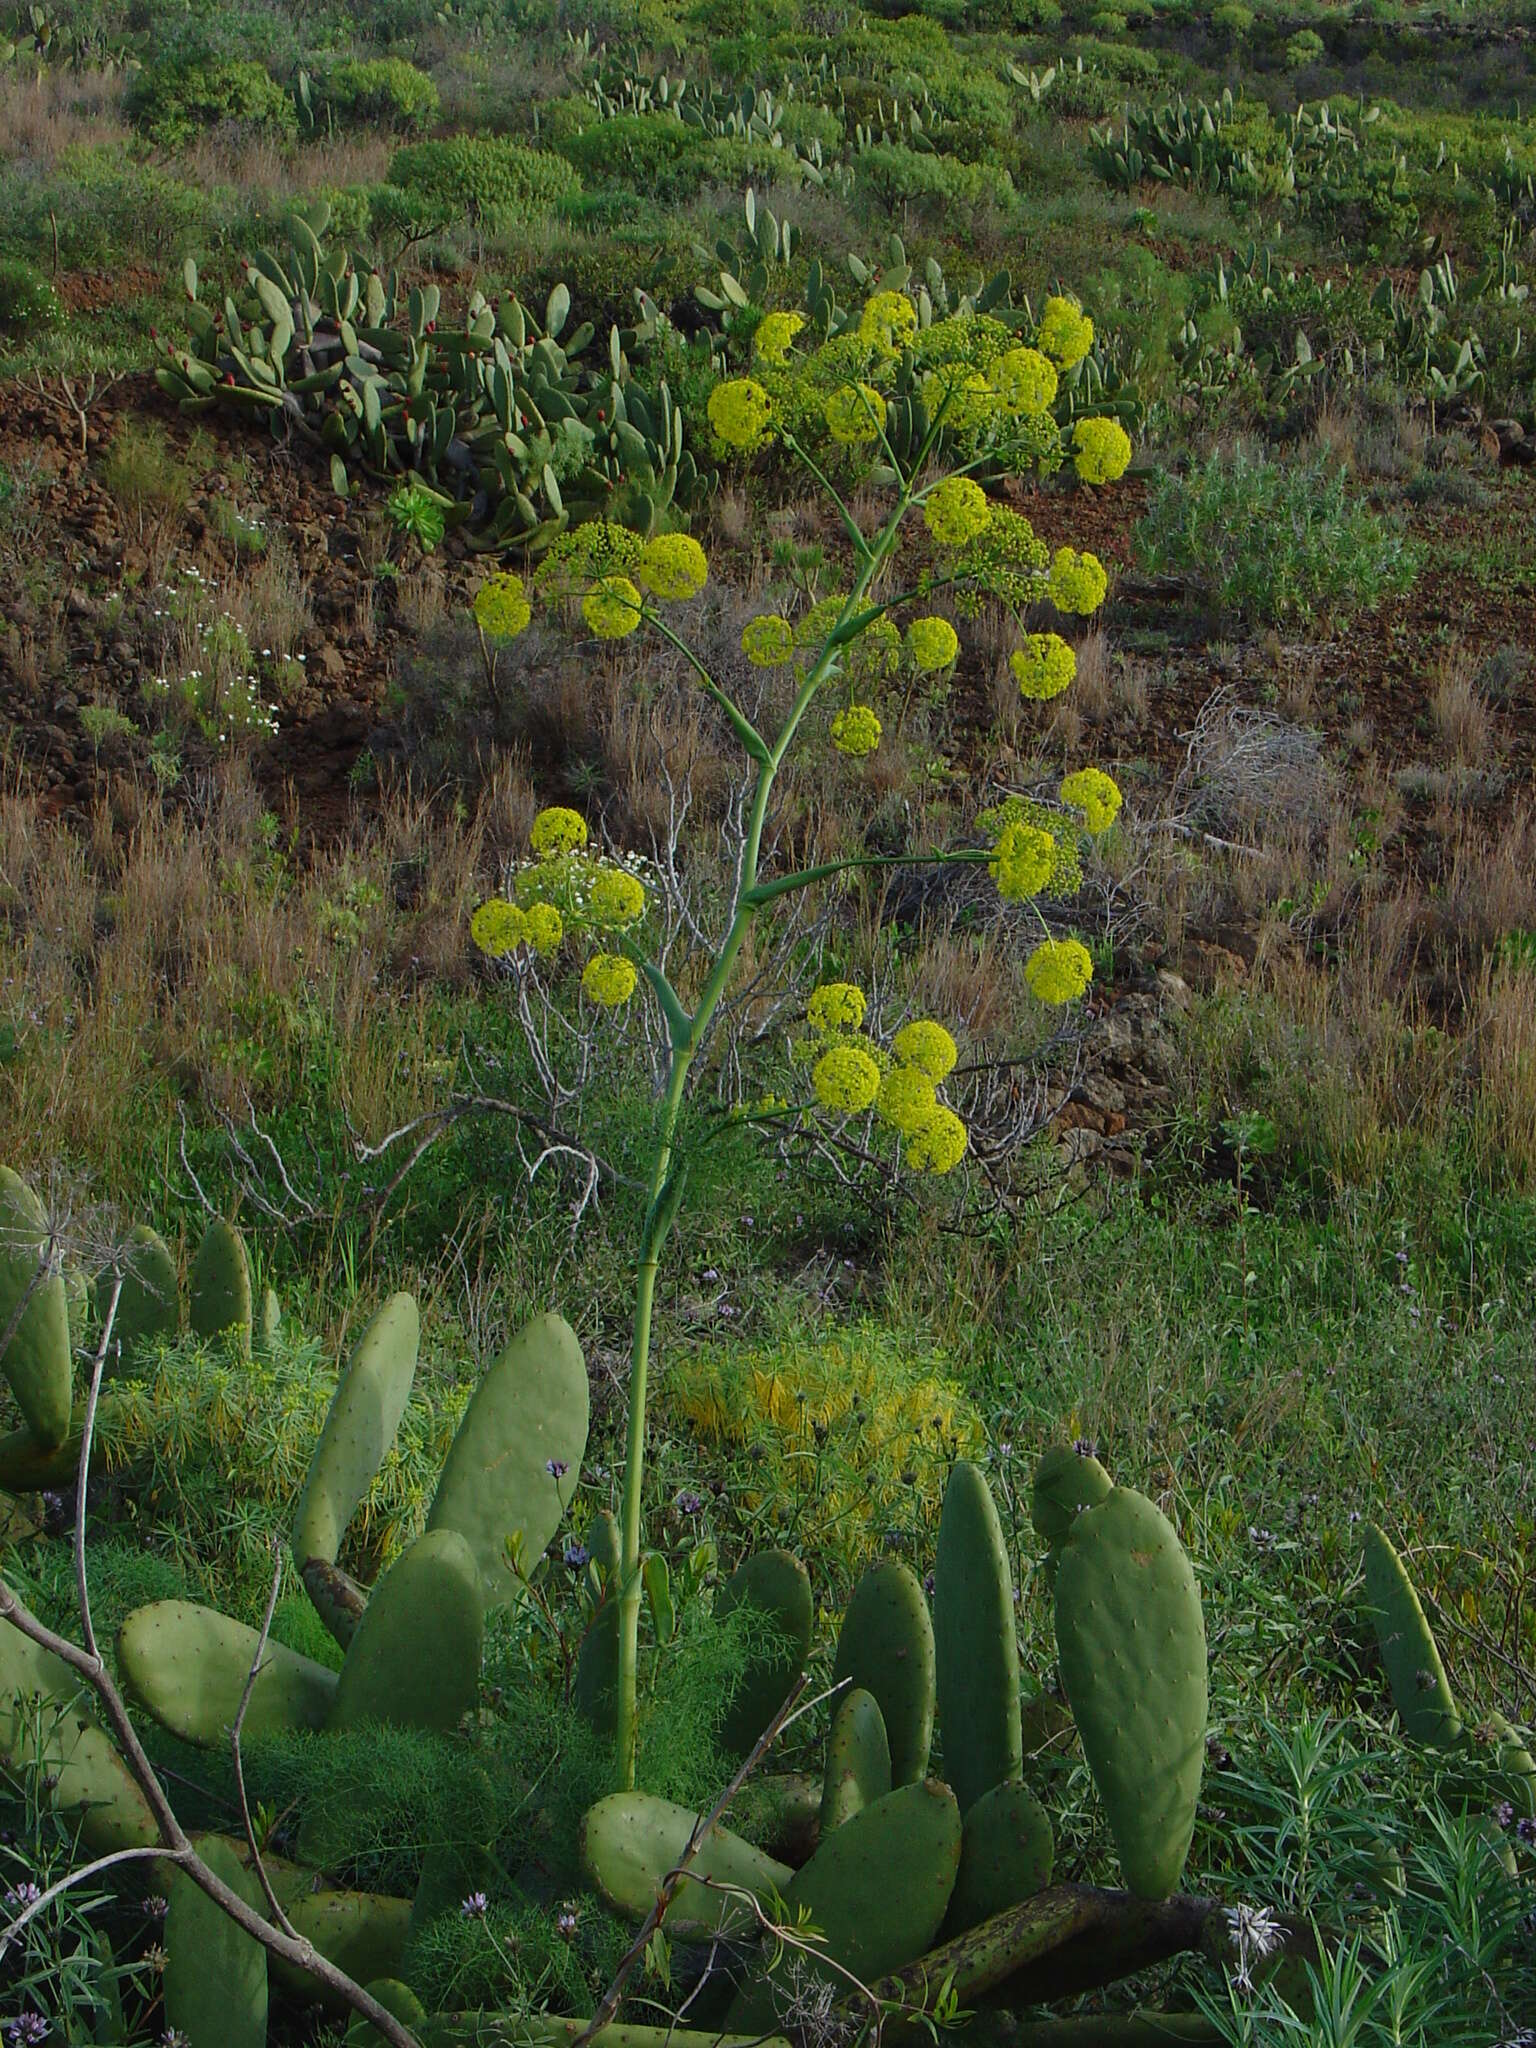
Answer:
(905, 1105, 968, 1174)
(808, 981, 867, 1034)
(588, 867, 647, 926)
(530, 806, 589, 857)
(707, 377, 774, 451)
(825, 382, 887, 446)
(636, 533, 708, 602)
(524, 901, 564, 956)
(1072, 417, 1133, 485)
(1011, 632, 1077, 701)
(858, 289, 918, 354)
(582, 952, 637, 1006)
(1025, 937, 1094, 1004)
(473, 570, 532, 642)
(1060, 767, 1123, 835)
(892, 1019, 958, 1082)
(534, 522, 643, 602)
(754, 310, 806, 366)
(582, 574, 644, 639)
(741, 614, 795, 666)
(830, 704, 882, 757)
(1048, 547, 1108, 616)
(989, 820, 1057, 901)
(906, 616, 959, 673)
(992, 346, 1059, 416)
(1038, 295, 1095, 368)
(812, 1045, 882, 1114)
(923, 476, 992, 547)
(470, 897, 529, 958)
(875, 1065, 939, 1137)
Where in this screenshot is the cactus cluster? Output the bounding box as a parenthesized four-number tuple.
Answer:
(156, 202, 711, 549)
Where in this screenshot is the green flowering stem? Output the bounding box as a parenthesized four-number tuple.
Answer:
(641, 610, 771, 766)
(743, 847, 990, 911)
(637, 959, 692, 1050)
(779, 432, 871, 562)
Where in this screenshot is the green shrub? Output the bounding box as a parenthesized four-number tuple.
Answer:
(126, 56, 298, 149)
(1210, 0, 1254, 32)
(1285, 28, 1326, 65)
(0, 258, 61, 339)
(1091, 10, 1128, 31)
(307, 57, 439, 134)
(776, 100, 844, 153)
(384, 136, 581, 229)
(690, 0, 799, 30)
(0, 146, 210, 267)
(555, 115, 793, 203)
(855, 142, 1013, 212)
(1135, 453, 1418, 624)
(967, 0, 1064, 26)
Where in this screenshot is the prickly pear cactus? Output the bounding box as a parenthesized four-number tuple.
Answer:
(0, 1165, 73, 1449)
(822, 1684, 892, 1832)
(255, 1284, 282, 1359)
(1054, 1486, 1207, 1900)
(344, 1979, 429, 2048)
(118, 1599, 338, 1747)
(425, 1311, 588, 1608)
(292, 1292, 420, 1589)
(934, 1460, 1021, 1813)
(188, 1217, 254, 1352)
(1032, 1442, 1113, 1586)
(716, 1548, 814, 1757)
(1360, 1523, 1462, 1749)
(831, 1558, 935, 1786)
(941, 1779, 1054, 1936)
(165, 1834, 268, 2048)
(726, 1780, 962, 2036)
(330, 1528, 483, 1734)
(0, 1412, 84, 1490)
(272, 1890, 412, 2001)
(574, 1598, 621, 1738)
(110, 1223, 180, 1375)
(580, 1790, 794, 1938)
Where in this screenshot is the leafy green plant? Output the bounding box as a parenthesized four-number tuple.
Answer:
(0, 257, 61, 340)
(125, 56, 298, 149)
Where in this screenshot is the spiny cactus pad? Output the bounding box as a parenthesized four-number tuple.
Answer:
(934, 1460, 1021, 1812)
(165, 1834, 268, 2048)
(716, 1547, 815, 1757)
(822, 1684, 893, 1832)
(1032, 1442, 1114, 1547)
(110, 1223, 180, 1374)
(344, 1979, 429, 2048)
(831, 1557, 936, 1786)
(574, 1597, 621, 1738)
(0, 1165, 73, 1449)
(942, 1779, 1055, 1935)
(1360, 1522, 1462, 1749)
(330, 1528, 483, 1734)
(118, 1598, 338, 1747)
(726, 1779, 962, 2036)
(580, 1790, 794, 1938)
(188, 1216, 253, 1350)
(0, 1408, 85, 1490)
(292, 1291, 420, 1580)
(425, 1310, 588, 1608)
(271, 1890, 413, 2003)
(1054, 1486, 1207, 1900)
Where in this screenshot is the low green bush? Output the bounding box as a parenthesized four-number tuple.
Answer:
(126, 55, 298, 150)
(306, 57, 440, 134)
(854, 141, 1013, 212)
(0, 145, 211, 267)
(0, 257, 61, 340)
(384, 135, 581, 229)
(555, 115, 794, 202)
(1136, 451, 1418, 624)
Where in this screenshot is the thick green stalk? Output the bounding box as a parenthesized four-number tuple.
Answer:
(612, 487, 910, 1788)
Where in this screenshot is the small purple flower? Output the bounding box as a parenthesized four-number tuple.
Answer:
(1073, 1437, 1098, 1459)
(546, 1458, 569, 1480)
(556, 1906, 580, 1940)
(141, 1893, 169, 1919)
(461, 1891, 489, 1919)
(8, 2015, 50, 2048)
(3, 1881, 41, 1909)
(562, 1537, 591, 1570)
(674, 1490, 704, 1517)
(1517, 1817, 1536, 1847)
(923, 1571, 935, 1596)
(1494, 1800, 1516, 1829)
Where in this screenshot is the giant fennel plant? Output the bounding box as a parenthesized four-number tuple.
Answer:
(464, 283, 1132, 1789)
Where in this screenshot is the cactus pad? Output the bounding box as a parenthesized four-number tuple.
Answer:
(942, 1780, 1054, 1935)
(822, 1685, 892, 1832)
(188, 1217, 253, 1351)
(1054, 1486, 1207, 1900)
(118, 1599, 337, 1747)
(165, 1835, 268, 2048)
(330, 1528, 483, 1734)
(832, 1558, 935, 1786)
(716, 1548, 814, 1757)
(1032, 1443, 1114, 1547)
(344, 1980, 429, 2048)
(934, 1460, 1021, 1812)
(271, 1890, 413, 2002)
(1360, 1523, 1462, 1749)
(426, 1311, 588, 1608)
(0, 1166, 73, 1449)
(726, 1779, 962, 2036)
(581, 1790, 794, 1938)
(110, 1224, 180, 1375)
(292, 1292, 420, 1581)
(574, 1598, 621, 1738)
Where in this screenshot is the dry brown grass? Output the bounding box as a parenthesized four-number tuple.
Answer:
(0, 67, 128, 162)
(1428, 650, 1496, 768)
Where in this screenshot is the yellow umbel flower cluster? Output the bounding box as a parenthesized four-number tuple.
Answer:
(707, 377, 774, 450)
(830, 704, 882, 757)
(923, 476, 992, 547)
(990, 820, 1058, 902)
(636, 533, 709, 602)
(663, 1329, 985, 1577)
(582, 953, 638, 1007)
(858, 289, 918, 354)
(529, 806, 588, 856)
(534, 522, 643, 603)
(1038, 294, 1095, 367)
(1060, 767, 1123, 835)
(807, 981, 867, 1033)
(582, 575, 645, 639)
(906, 616, 959, 673)
(473, 571, 532, 642)
(824, 381, 888, 445)
(587, 867, 647, 926)
(801, 981, 968, 1174)
(1072, 417, 1133, 485)
(812, 1044, 883, 1113)
(741, 614, 795, 666)
(1025, 936, 1095, 1004)
(1048, 547, 1109, 615)
(1011, 632, 1077, 701)
(471, 805, 653, 997)
(754, 310, 805, 366)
